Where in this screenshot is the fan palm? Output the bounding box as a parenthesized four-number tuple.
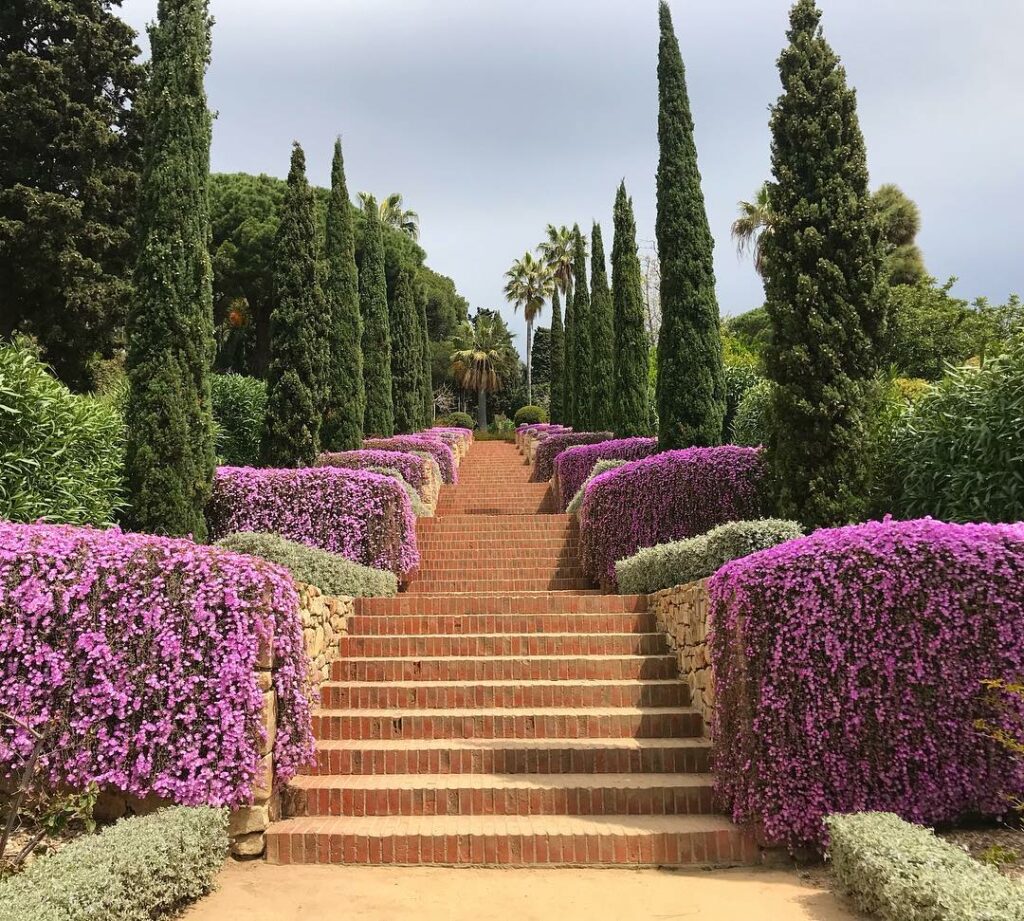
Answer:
(504, 251, 554, 405)
(449, 314, 516, 430)
(537, 224, 577, 305)
(358, 191, 420, 240)
(731, 182, 774, 276)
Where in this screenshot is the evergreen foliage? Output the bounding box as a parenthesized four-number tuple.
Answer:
(124, 0, 215, 539)
(569, 225, 592, 429)
(654, 1, 725, 450)
(389, 268, 424, 433)
(762, 0, 885, 527)
(549, 288, 565, 424)
(589, 222, 615, 430)
(417, 286, 434, 426)
(531, 326, 552, 386)
(359, 196, 395, 436)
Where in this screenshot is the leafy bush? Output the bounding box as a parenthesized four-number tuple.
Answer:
(615, 518, 802, 595)
(531, 431, 614, 482)
(210, 372, 267, 466)
(554, 437, 659, 510)
(216, 532, 398, 597)
(0, 524, 313, 804)
(566, 459, 628, 515)
(0, 337, 125, 526)
(730, 378, 773, 447)
(514, 405, 548, 425)
(318, 449, 429, 493)
(437, 411, 475, 429)
(209, 466, 418, 577)
(365, 435, 457, 483)
(579, 447, 766, 588)
(710, 518, 1024, 850)
(724, 365, 762, 442)
(0, 807, 228, 921)
(826, 812, 1024, 921)
(367, 466, 432, 517)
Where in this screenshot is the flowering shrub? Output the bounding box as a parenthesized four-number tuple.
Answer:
(208, 466, 418, 577)
(710, 518, 1024, 850)
(0, 523, 314, 807)
(579, 447, 765, 587)
(554, 437, 659, 509)
(566, 459, 629, 515)
(531, 432, 614, 482)
(318, 449, 429, 493)
(365, 436, 457, 484)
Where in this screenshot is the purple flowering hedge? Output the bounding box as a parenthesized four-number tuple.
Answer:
(554, 437, 660, 510)
(531, 432, 614, 483)
(208, 466, 419, 577)
(578, 447, 765, 588)
(709, 517, 1024, 851)
(318, 449, 429, 493)
(365, 436, 457, 484)
(0, 523, 314, 806)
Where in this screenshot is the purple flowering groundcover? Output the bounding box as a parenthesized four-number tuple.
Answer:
(554, 437, 659, 510)
(318, 449, 429, 492)
(531, 432, 614, 483)
(364, 436, 458, 484)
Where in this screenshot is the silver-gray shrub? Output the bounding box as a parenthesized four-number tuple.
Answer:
(566, 459, 629, 515)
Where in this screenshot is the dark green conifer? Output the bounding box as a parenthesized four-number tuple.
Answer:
(569, 225, 592, 429)
(655, 1, 725, 449)
(762, 0, 885, 526)
(360, 196, 395, 436)
(389, 268, 423, 433)
(563, 274, 576, 427)
(589, 222, 615, 430)
(612, 181, 650, 437)
(417, 286, 433, 427)
(549, 288, 565, 424)
(124, 0, 215, 538)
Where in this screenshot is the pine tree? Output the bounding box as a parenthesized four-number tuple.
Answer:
(655, 1, 725, 449)
(360, 196, 395, 436)
(262, 142, 327, 467)
(321, 137, 363, 450)
(417, 285, 434, 428)
(589, 222, 615, 430)
(390, 268, 423, 433)
(569, 225, 592, 429)
(123, 0, 215, 538)
(612, 181, 651, 437)
(549, 288, 565, 424)
(762, 0, 885, 527)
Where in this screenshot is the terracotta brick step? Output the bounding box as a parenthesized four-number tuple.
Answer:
(311, 706, 703, 741)
(434, 506, 560, 516)
(418, 518, 573, 531)
(264, 814, 755, 867)
(346, 612, 656, 636)
(307, 736, 711, 777)
(405, 578, 594, 594)
(414, 548, 580, 563)
(410, 566, 586, 580)
(414, 541, 579, 553)
(331, 653, 678, 682)
(354, 593, 646, 616)
(320, 679, 687, 710)
(337, 632, 667, 658)
(284, 773, 715, 818)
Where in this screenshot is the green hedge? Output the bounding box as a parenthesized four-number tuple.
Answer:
(0, 337, 125, 526)
(210, 373, 267, 467)
(367, 465, 432, 517)
(566, 459, 629, 514)
(216, 531, 398, 597)
(615, 518, 802, 595)
(724, 366, 762, 442)
(731, 379, 773, 448)
(826, 812, 1024, 921)
(437, 411, 475, 430)
(514, 405, 548, 425)
(0, 807, 227, 921)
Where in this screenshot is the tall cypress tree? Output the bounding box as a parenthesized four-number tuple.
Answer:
(124, 0, 214, 538)
(763, 0, 884, 527)
(569, 225, 592, 429)
(360, 196, 395, 436)
(655, 1, 725, 449)
(321, 137, 363, 450)
(417, 285, 434, 428)
(390, 268, 423, 433)
(262, 142, 326, 467)
(549, 288, 565, 424)
(589, 222, 615, 430)
(612, 181, 650, 437)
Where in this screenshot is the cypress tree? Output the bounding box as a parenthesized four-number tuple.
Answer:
(563, 273, 576, 427)
(569, 225, 592, 429)
(124, 0, 215, 538)
(360, 197, 395, 436)
(762, 0, 885, 527)
(321, 137, 363, 450)
(589, 222, 615, 430)
(389, 268, 423, 433)
(549, 288, 565, 424)
(262, 142, 326, 467)
(655, 1, 725, 449)
(417, 286, 434, 427)
(612, 181, 651, 437)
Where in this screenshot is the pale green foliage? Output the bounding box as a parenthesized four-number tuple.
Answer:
(566, 459, 629, 515)
(367, 466, 432, 517)
(731, 379, 773, 447)
(210, 373, 267, 466)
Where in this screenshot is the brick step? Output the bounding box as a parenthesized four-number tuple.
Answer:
(414, 541, 579, 553)
(346, 612, 656, 636)
(337, 633, 667, 658)
(354, 593, 646, 616)
(284, 773, 714, 818)
(419, 513, 572, 523)
(320, 679, 687, 710)
(410, 566, 586, 579)
(311, 706, 703, 741)
(308, 736, 711, 776)
(405, 578, 594, 594)
(413, 549, 580, 562)
(331, 653, 678, 682)
(265, 813, 755, 866)
(433, 507, 560, 516)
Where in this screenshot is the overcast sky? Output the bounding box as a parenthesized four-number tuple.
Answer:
(119, 0, 1024, 350)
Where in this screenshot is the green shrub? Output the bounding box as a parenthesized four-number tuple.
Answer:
(0, 337, 125, 526)
(566, 459, 629, 515)
(731, 379, 773, 447)
(0, 806, 227, 921)
(865, 375, 932, 517)
(215, 531, 398, 597)
(437, 411, 475, 430)
(724, 365, 762, 442)
(826, 812, 1024, 921)
(210, 373, 267, 467)
(615, 518, 802, 595)
(367, 465, 432, 517)
(514, 405, 548, 425)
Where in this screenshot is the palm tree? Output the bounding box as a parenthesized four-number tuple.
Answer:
(731, 182, 774, 276)
(537, 224, 577, 305)
(358, 191, 420, 240)
(504, 251, 554, 405)
(449, 313, 516, 430)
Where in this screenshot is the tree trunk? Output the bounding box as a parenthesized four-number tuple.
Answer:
(477, 384, 487, 430)
(526, 318, 534, 406)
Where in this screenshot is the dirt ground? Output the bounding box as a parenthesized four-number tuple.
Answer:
(182, 862, 863, 921)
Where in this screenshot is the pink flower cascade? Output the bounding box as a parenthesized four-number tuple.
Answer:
(318, 450, 429, 492)
(578, 447, 765, 587)
(429, 426, 475, 446)
(531, 432, 614, 482)
(0, 523, 314, 806)
(709, 517, 1024, 851)
(208, 466, 419, 577)
(517, 423, 571, 435)
(555, 437, 660, 510)
(364, 436, 458, 484)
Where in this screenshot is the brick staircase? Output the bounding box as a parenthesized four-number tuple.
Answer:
(265, 440, 754, 866)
